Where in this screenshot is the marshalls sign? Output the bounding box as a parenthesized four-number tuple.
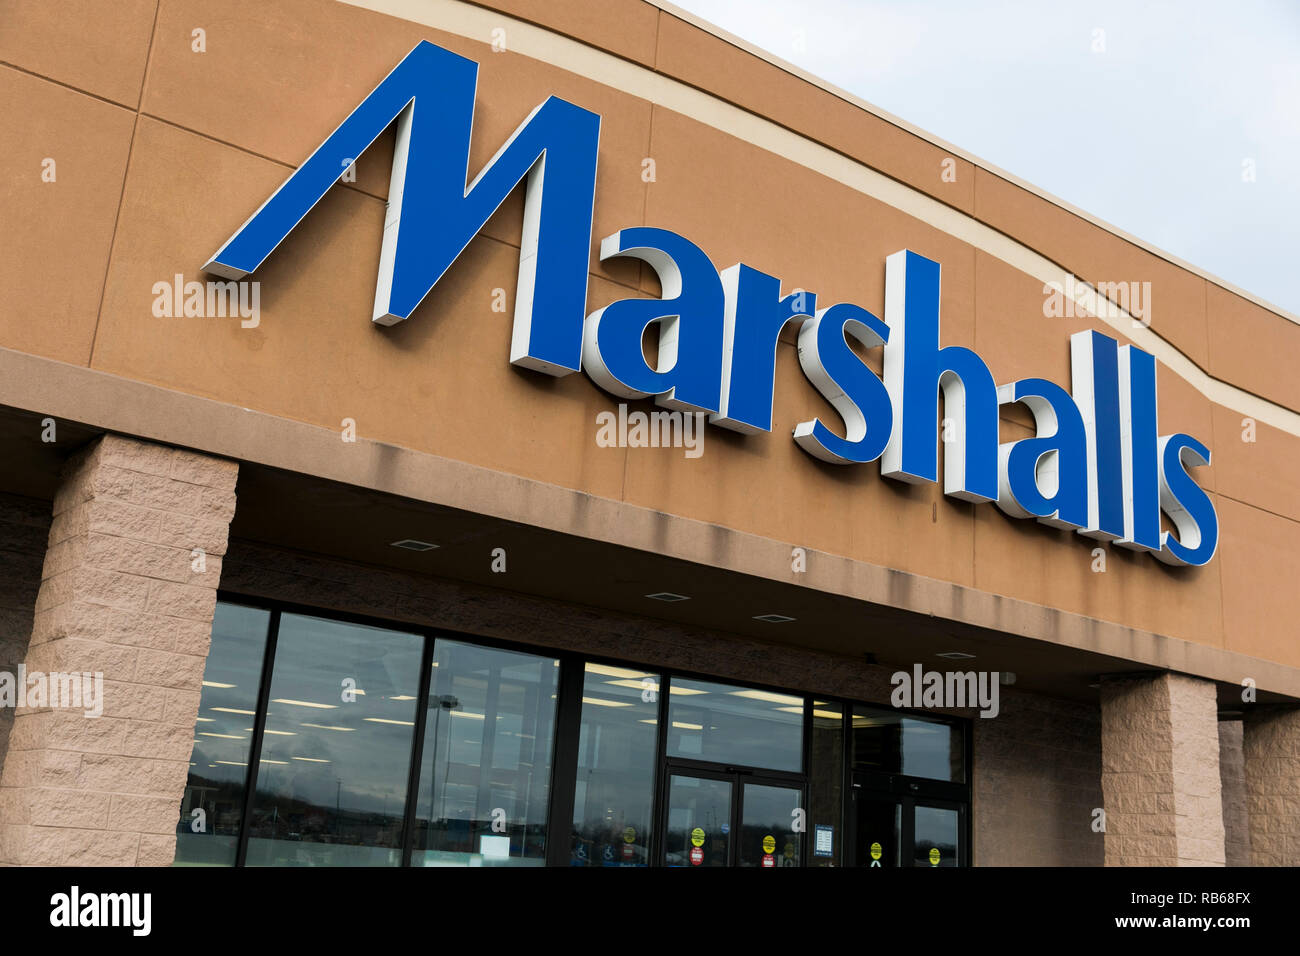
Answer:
(205, 41, 1217, 567)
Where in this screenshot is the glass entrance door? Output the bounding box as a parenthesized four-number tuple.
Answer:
(664, 772, 732, 867)
(850, 780, 966, 867)
(662, 770, 805, 867)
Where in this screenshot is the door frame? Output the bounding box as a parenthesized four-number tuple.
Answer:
(847, 770, 969, 867)
(656, 757, 807, 867)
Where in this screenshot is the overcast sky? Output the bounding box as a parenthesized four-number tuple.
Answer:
(671, 0, 1300, 316)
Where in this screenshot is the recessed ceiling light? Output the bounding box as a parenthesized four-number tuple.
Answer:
(391, 539, 439, 551)
(646, 592, 690, 602)
(936, 651, 976, 660)
(753, 614, 796, 623)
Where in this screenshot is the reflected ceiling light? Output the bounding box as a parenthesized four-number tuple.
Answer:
(777, 706, 843, 720)
(729, 689, 803, 705)
(272, 698, 338, 709)
(198, 732, 245, 740)
(390, 695, 416, 701)
(252, 729, 297, 736)
(210, 707, 256, 715)
(645, 592, 690, 602)
(581, 696, 633, 708)
(194, 717, 215, 723)
(638, 719, 657, 725)
(259, 758, 289, 765)
(292, 757, 332, 763)
(214, 760, 247, 767)
(936, 651, 976, 660)
(671, 721, 703, 730)
(391, 539, 439, 551)
(363, 717, 415, 726)
(449, 710, 486, 720)
(753, 614, 795, 623)
(606, 678, 658, 693)
(668, 686, 708, 696)
(202, 681, 236, 689)
(300, 722, 354, 732)
(586, 663, 651, 680)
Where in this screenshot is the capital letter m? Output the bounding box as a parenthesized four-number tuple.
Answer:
(203, 40, 601, 375)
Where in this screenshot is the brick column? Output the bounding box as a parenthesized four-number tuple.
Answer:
(1217, 719, 1252, 867)
(1099, 673, 1225, 866)
(0, 435, 236, 866)
(1241, 706, 1300, 867)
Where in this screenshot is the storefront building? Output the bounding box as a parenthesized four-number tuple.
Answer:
(0, 0, 1297, 868)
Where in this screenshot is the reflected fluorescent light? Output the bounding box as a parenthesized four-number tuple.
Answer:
(586, 663, 652, 680)
(638, 719, 657, 725)
(214, 760, 247, 767)
(777, 706, 843, 720)
(202, 681, 235, 689)
(668, 686, 708, 696)
(259, 758, 289, 765)
(730, 689, 803, 706)
(390, 695, 416, 701)
(364, 717, 415, 726)
(251, 728, 296, 736)
(672, 721, 703, 730)
(300, 723, 354, 732)
(198, 732, 245, 739)
(194, 717, 215, 723)
(210, 707, 256, 715)
(450, 710, 485, 720)
(582, 696, 633, 708)
(605, 678, 658, 692)
(272, 699, 338, 709)
(292, 757, 331, 763)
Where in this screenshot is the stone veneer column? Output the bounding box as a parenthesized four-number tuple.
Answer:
(1099, 673, 1225, 866)
(1241, 706, 1300, 867)
(1217, 719, 1252, 867)
(0, 435, 236, 866)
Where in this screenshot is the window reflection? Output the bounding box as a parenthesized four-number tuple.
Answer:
(913, 805, 959, 867)
(411, 640, 558, 866)
(851, 706, 965, 782)
(244, 614, 423, 866)
(175, 603, 272, 866)
(570, 664, 659, 867)
(666, 678, 804, 772)
(739, 783, 803, 867)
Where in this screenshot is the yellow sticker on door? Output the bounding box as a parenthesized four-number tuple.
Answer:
(929, 847, 940, 866)
(870, 841, 882, 861)
(690, 827, 705, 847)
(762, 834, 776, 854)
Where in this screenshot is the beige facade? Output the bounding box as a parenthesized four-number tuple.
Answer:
(0, 0, 1296, 866)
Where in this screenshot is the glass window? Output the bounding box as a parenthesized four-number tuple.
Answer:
(174, 602, 272, 866)
(666, 678, 804, 773)
(851, 706, 965, 782)
(807, 700, 843, 866)
(739, 782, 803, 867)
(570, 663, 659, 867)
(664, 774, 731, 867)
(913, 805, 960, 867)
(243, 613, 423, 866)
(411, 640, 558, 866)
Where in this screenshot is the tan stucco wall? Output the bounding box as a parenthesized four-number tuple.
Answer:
(1, 0, 1298, 674)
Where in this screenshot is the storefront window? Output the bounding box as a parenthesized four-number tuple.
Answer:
(851, 706, 965, 782)
(410, 640, 558, 866)
(569, 663, 659, 867)
(174, 602, 272, 867)
(665, 678, 804, 772)
(243, 613, 423, 866)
